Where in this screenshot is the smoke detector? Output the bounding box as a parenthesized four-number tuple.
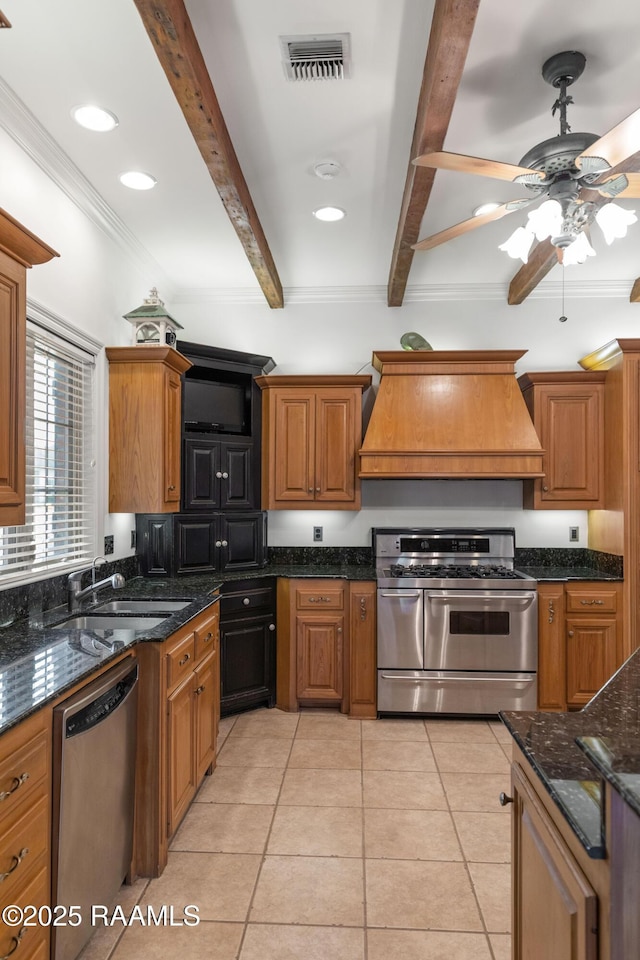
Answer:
(279, 33, 351, 81)
(313, 160, 341, 180)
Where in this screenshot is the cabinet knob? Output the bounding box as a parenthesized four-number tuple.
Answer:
(243, 597, 251, 605)
(308, 488, 313, 493)
(221, 540, 228, 547)
(222, 472, 229, 479)
(337, 626, 342, 634)
(499, 792, 514, 806)
(216, 471, 223, 479)
(215, 540, 222, 548)
(268, 623, 276, 631)
(168, 484, 176, 492)
(315, 487, 320, 492)
(179, 653, 191, 666)
(542, 485, 549, 492)
(568, 630, 574, 637)
(195, 684, 205, 696)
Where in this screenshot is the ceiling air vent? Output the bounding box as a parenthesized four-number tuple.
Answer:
(279, 33, 351, 81)
(0, 10, 12, 27)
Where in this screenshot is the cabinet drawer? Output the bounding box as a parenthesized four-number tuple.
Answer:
(0, 793, 48, 901)
(166, 634, 196, 691)
(194, 605, 219, 662)
(565, 587, 618, 614)
(0, 863, 49, 959)
(221, 587, 273, 618)
(0, 725, 49, 825)
(295, 585, 344, 610)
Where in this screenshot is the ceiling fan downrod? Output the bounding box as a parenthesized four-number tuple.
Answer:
(542, 51, 587, 137)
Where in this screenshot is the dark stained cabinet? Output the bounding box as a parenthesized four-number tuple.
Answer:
(219, 577, 276, 716)
(183, 438, 255, 510)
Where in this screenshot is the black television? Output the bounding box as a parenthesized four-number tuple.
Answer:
(183, 374, 250, 435)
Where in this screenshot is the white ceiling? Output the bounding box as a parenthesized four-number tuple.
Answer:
(1, 0, 639, 302)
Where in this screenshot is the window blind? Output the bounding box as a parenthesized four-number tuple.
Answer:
(0, 323, 95, 583)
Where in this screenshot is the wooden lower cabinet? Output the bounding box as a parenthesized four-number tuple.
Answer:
(537, 582, 622, 711)
(277, 578, 377, 717)
(135, 601, 220, 876)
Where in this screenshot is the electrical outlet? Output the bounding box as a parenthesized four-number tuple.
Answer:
(130, 530, 137, 549)
(569, 526, 579, 543)
(313, 526, 323, 542)
(104, 534, 114, 555)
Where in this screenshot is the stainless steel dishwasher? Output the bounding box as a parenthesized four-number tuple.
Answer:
(51, 657, 138, 960)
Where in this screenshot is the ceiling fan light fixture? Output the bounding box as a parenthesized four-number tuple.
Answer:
(561, 231, 596, 266)
(526, 199, 563, 241)
(595, 203, 637, 244)
(312, 205, 346, 221)
(498, 226, 535, 263)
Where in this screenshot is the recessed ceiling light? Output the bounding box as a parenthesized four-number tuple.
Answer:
(313, 206, 346, 222)
(72, 104, 119, 132)
(473, 202, 501, 217)
(119, 171, 157, 191)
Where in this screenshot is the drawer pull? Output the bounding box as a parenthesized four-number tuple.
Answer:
(0, 847, 29, 883)
(202, 632, 213, 643)
(309, 596, 331, 603)
(499, 792, 514, 806)
(580, 599, 604, 605)
(168, 485, 176, 492)
(195, 685, 205, 696)
(548, 600, 555, 624)
(360, 597, 367, 621)
(1, 928, 26, 960)
(0, 773, 29, 802)
(178, 653, 191, 666)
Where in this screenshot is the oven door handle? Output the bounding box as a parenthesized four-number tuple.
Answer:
(379, 673, 533, 682)
(426, 592, 535, 604)
(378, 591, 422, 599)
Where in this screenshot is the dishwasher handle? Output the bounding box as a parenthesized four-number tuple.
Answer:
(63, 660, 138, 740)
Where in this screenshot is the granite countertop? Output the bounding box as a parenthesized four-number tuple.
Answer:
(502, 647, 640, 858)
(516, 565, 622, 582)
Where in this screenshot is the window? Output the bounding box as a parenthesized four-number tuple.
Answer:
(0, 321, 96, 583)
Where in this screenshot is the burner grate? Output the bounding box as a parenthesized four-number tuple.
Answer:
(390, 563, 521, 580)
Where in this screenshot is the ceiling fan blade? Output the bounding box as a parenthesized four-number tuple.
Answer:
(595, 172, 640, 198)
(412, 199, 534, 252)
(576, 106, 640, 173)
(412, 151, 545, 184)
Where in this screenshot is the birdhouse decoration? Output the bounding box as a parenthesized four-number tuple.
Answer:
(123, 288, 183, 347)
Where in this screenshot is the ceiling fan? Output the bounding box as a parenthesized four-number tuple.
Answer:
(412, 51, 640, 265)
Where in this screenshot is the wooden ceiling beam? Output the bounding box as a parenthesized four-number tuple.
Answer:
(630, 278, 640, 302)
(132, 0, 283, 308)
(507, 240, 557, 305)
(387, 0, 481, 307)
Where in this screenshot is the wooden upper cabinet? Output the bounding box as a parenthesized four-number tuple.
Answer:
(256, 375, 371, 510)
(0, 209, 58, 527)
(106, 347, 192, 513)
(519, 372, 606, 509)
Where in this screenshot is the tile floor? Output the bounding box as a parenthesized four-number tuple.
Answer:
(80, 709, 514, 960)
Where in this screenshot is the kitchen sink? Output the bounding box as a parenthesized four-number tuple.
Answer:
(52, 615, 167, 631)
(93, 600, 191, 614)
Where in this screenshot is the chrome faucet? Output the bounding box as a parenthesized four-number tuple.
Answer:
(68, 556, 125, 612)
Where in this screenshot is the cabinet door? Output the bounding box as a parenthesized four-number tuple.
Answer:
(566, 617, 618, 707)
(220, 512, 267, 571)
(183, 439, 221, 511)
(0, 251, 26, 526)
(349, 582, 377, 718)
(272, 391, 315, 503)
(220, 615, 276, 716)
(296, 615, 344, 701)
(164, 368, 183, 507)
(315, 389, 358, 503)
(537, 584, 566, 711)
(194, 653, 216, 782)
(136, 514, 173, 576)
(512, 764, 598, 960)
(539, 385, 603, 505)
(174, 517, 219, 574)
(221, 440, 255, 509)
(167, 675, 196, 837)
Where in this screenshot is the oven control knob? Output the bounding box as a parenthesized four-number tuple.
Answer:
(499, 792, 514, 806)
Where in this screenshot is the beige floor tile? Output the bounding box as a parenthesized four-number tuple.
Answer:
(170, 802, 274, 853)
(361, 718, 428, 741)
(296, 714, 362, 740)
(217, 736, 292, 767)
(500, 743, 511, 761)
(488, 720, 512, 744)
(195, 766, 284, 804)
(426, 720, 496, 742)
(249, 855, 364, 926)
(366, 859, 482, 931)
(110, 921, 244, 960)
(280, 768, 363, 806)
(363, 770, 447, 809)
(78, 878, 149, 960)
(441, 772, 512, 813)
(288, 738, 362, 769)
(240, 924, 365, 960)
(267, 805, 363, 856)
(452, 812, 512, 862)
(431, 741, 510, 774)
(364, 808, 462, 860)
(468, 862, 511, 933)
(489, 933, 511, 960)
(230, 709, 299, 739)
(142, 852, 261, 922)
(362, 739, 436, 771)
(367, 929, 493, 960)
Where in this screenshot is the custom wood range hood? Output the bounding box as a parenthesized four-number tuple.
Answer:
(359, 350, 544, 479)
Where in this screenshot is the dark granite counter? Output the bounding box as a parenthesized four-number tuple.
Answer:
(517, 565, 622, 582)
(502, 647, 640, 858)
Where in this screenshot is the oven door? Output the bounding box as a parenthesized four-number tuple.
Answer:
(424, 590, 537, 671)
(377, 588, 423, 669)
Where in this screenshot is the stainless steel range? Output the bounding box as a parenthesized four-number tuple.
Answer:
(374, 527, 537, 715)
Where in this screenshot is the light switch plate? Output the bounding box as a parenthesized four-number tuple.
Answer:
(569, 526, 579, 542)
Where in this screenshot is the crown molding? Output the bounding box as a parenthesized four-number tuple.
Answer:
(0, 78, 171, 289)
